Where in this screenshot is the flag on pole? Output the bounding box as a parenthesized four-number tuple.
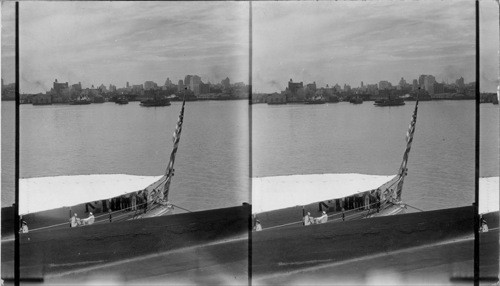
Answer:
(396, 100, 419, 198)
(163, 98, 186, 201)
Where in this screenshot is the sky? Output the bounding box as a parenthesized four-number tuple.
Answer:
(15, 2, 249, 94)
(0, 1, 498, 93)
(1, 1, 15, 85)
(253, 0, 497, 93)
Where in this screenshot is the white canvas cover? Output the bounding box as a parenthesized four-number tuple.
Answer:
(252, 173, 395, 214)
(20, 174, 164, 215)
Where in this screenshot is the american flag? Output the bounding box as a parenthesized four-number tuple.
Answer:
(163, 98, 186, 200)
(396, 99, 419, 198)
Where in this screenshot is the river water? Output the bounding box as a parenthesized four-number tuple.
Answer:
(1, 100, 498, 212)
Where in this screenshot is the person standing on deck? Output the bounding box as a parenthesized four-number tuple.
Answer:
(131, 192, 137, 211)
(69, 213, 78, 227)
(143, 189, 148, 213)
(303, 212, 313, 226)
(19, 220, 29, 233)
(83, 212, 95, 225)
(254, 220, 262, 231)
(316, 211, 328, 224)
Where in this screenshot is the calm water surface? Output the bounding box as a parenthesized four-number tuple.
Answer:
(2, 100, 498, 211)
(252, 101, 494, 211)
(3, 101, 250, 211)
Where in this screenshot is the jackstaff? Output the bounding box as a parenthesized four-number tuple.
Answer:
(163, 97, 186, 200)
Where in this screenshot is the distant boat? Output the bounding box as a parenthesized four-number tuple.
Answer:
(115, 97, 129, 105)
(305, 96, 326, 104)
(327, 96, 340, 103)
(374, 97, 405, 106)
(140, 98, 171, 107)
(349, 96, 363, 104)
(70, 95, 92, 105)
(93, 96, 105, 103)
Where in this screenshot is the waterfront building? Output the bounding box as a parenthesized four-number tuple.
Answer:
(178, 80, 185, 92)
(221, 77, 230, 90)
(99, 84, 107, 93)
(378, 80, 392, 90)
(333, 84, 342, 93)
(288, 79, 303, 94)
(32, 93, 52, 105)
(184, 75, 193, 88)
(412, 79, 418, 91)
(164, 78, 173, 87)
(434, 82, 444, 94)
(199, 82, 210, 94)
(189, 76, 201, 92)
(267, 92, 286, 104)
(366, 84, 379, 95)
(399, 77, 407, 89)
(455, 77, 465, 88)
(144, 81, 158, 91)
(53, 79, 69, 94)
(343, 84, 351, 92)
(418, 75, 427, 89)
(306, 82, 317, 92)
(424, 75, 436, 95)
(131, 84, 144, 95)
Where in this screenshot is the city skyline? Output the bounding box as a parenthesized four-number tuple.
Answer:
(252, 1, 496, 94)
(2, 1, 498, 94)
(15, 2, 249, 94)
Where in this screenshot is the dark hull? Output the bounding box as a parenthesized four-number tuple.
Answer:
(140, 100, 171, 107)
(305, 101, 326, 104)
(374, 99, 405, 106)
(69, 101, 92, 105)
(1, 204, 250, 280)
(252, 206, 475, 278)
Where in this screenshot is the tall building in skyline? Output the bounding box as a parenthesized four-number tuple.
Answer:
(418, 75, 427, 89)
(424, 75, 436, 95)
(221, 77, 230, 90)
(164, 78, 173, 87)
(288, 79, 303, 94)
(190, 75, 202, 94)
(144, 81, 158, 90)
(53, 79, 69, 94)
(177, 80, 184, 92)
(184, 75, 192, 88)
(399, 77, 407, 88)
(412, 79, 418, 91)
(378, 80, 391, 90)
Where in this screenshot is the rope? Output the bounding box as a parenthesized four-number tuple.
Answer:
(260, 201, 384, 231)
(28, 198, 163, 232)
(170, 203, 192, 213)
(405, 203, 424, 212)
